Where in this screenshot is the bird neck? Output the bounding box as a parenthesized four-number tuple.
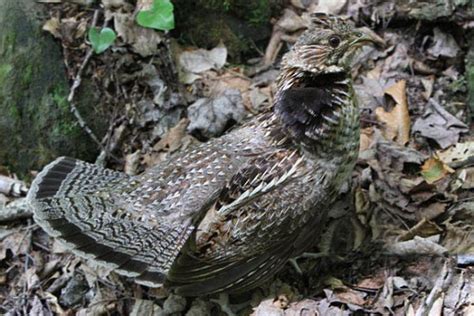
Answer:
(272, 67, 360, 162)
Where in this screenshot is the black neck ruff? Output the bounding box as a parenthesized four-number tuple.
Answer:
(274, 71, 349, 145)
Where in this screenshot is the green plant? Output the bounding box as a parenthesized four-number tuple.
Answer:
(136, 0, 175, 31)
(247, 0, 272, 26)
(88, 27, 116, 54)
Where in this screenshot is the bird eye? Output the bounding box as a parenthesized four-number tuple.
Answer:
(329, 36, 341, 48)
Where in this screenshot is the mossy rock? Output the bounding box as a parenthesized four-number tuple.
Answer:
(0, 0, 107, 176)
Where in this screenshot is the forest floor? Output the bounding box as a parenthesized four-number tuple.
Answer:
(0, 0, 473, 315)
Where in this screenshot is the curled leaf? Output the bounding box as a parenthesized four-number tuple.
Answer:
(375, 80, 411, 145)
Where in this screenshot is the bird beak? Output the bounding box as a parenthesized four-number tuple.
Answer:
(352, 27, 386, 48)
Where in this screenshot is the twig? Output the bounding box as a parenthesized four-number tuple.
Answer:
(0, 198, 32, 222)
(0, 175, 28, 197)
(96, 117, 127, 166)
(263, 29, 283, 66)
(67, 10, 102, 147)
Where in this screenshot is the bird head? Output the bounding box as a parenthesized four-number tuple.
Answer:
(281, 13, 383, 75)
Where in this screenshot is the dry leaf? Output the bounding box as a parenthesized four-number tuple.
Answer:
(421, 75, 435, 100)
(212, 73, 251, 95)
(179, 46, 227, 74)
(153, 118, 189, 153)
(334, 288, 367, 306)
(375, 80, 410, 145)
(412, 100, 468, 149)
(399, 218, 443, 241)
(136, 0, 153, 11)
(359, 127, 374, 152)
(276, 9, 306, 32)
(437, 141, 474, 164)
(42, 17, 61, 38)
(312, 0, 348, 15)
(421, 156, 454, 184)
(113, 12, 162, 57)
(0, 228, 30, 260)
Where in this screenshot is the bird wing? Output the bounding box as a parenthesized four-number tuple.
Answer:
(123, 135, 261, 286)
(166, 149, 314, 295)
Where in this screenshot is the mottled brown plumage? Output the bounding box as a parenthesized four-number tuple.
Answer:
(27, 13, 379, 296)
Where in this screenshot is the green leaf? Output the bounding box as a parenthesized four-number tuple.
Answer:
(421, 157, 454, 184)
(136, 0, 175, 31)
(88, 27, 116, 54)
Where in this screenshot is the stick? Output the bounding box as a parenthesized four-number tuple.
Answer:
(67, 10, 102, 148)
(0, 198, 32, 222)
(0, 175, 28, 197)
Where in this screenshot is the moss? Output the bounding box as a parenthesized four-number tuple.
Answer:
(8, 102, 19, 119)
(0, 32, 16, 56)
(0, 0, 105, 175)
(51, 84, 69, 111)
(21, 63, 34, 88)
(245, 0, 274, 26)
(186, 16, 249, 59)
(195, 0, 282, 25)
(174, 0, 277, 61)
(0, 63, 12, 82)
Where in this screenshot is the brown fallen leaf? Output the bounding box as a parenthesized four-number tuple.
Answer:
(437, 141, 474, 164)
(359, 127, 375, 152)
(375, 80, 411, 145)
(153, 118, 189, 153)
(42, 17, 61, 39)
(0, 228, 31, 260)
(421, 75, 435, 100)
(399, 218, 443, 241)
(421, 156, 454, 184)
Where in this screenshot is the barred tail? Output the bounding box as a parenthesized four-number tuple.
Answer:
(27, 156, 128, 200)
(28, 157, 193, 287)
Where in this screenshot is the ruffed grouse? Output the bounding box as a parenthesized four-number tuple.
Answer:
(28, 14, 379, 296)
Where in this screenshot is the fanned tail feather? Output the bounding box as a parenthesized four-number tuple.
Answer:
(28, 157, 193, 287)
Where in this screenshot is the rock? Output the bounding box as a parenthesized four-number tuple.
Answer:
(0, 0, 107, 175)
(187, 89, 246, 139)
